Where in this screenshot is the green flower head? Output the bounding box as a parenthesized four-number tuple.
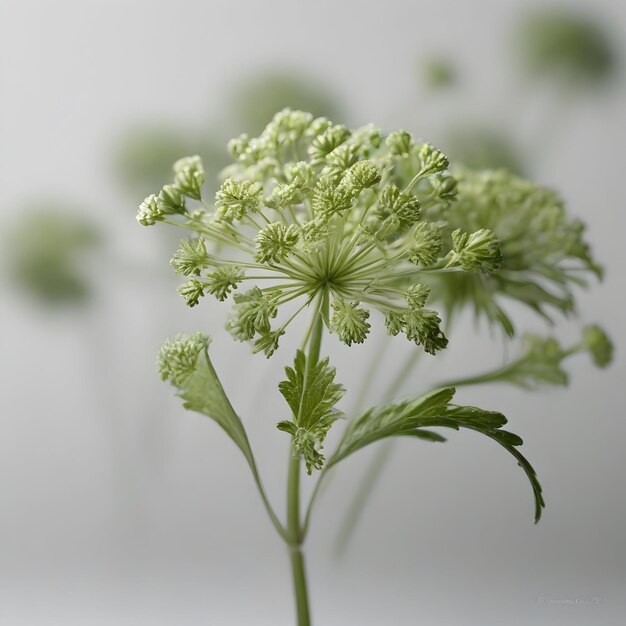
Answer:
(138, 109, 509, 357)
(158, 332, 211, 386)
(417, 167, 603, 335)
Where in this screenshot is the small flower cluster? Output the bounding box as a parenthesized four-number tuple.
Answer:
(416, 167, 602, 334)
(158, 332, 211, 386)
(138, 109, 503, 357)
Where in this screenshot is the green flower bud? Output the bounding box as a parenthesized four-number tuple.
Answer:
(408, 222, 442, 266)
(330, 299, 371, 346)
(170, 238, 211, 276)
(449, 228, 502, 273)
(228, 287, 278, 341)
(386, 130, 414, 157)
(228, 133, 250, 159)
(277, 421, 329, 474)
(383, 286, 447, 354)
(265, 182, 303, 210)
(417, 143, 449, 175)
(157, 184, 186, 215)
(286, 161, 314, 186)
(254, 222, 300, 264)
(342, 160, 381, 194)
(305, 116, 332, 138)
(509, 335, 570, 387)
(137, 193, 164, 226)
(324, 143, 359, 176)
(403, 308, 448, 354)
(269, 108, 314, 143)
(582, 325, 613, 368)
(173, 155, 205, 200)
(349, 123, 382, 155)
(143, 110, 537, 358)
(311, 173, 354, 216)
(177, 278, 206, 307)
(405, 283, 431, 310)
(254, 328, 285, 358)
(158, 332, 210, 386)
(300, 217, 329, 248)
(385, 311, 405, 336)
(377, 185, 421, 230)
(431, 174, 458, 203)
(205, 266, 245, 301)
(293, 426, 326, 474)
(215, 178, 263, 223)
(308, 124, 351, 165)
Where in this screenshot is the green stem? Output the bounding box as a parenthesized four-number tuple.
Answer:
(382, 346, 424, 401)
(438, 341, 584, 389)
(352, 334, 391, 413)
(333, 313, 454, 557)
(287, 453, 303, 544)
(289, 546, 311, 626)
(252, 469, 290, 543)
(438, 368, 514, 389)
(301, 466, 327, 539)
(401, 167, 426, 194)
(286, 292, 326, 626)
(334, 440, 394, 556)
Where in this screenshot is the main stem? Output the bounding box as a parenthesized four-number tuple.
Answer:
(287, 454, 310, 626)
(286, 291, 326, 626)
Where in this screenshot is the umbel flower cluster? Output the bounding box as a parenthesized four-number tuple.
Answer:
(138, 109, 503, 357)
(409, 167, 602, 334)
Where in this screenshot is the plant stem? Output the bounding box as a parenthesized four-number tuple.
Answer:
(287, 453, 311, 626)
(287, 453, 303, 544)
(333, 439, 394, 556)
(285, 291, 327, 626)
(289, 547, 311, 626)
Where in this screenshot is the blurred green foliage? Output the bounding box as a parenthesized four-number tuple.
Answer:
(228, 71, 342, 135)
(444, 127, 526, 175)
(5, 208, 101, 306)
(113, 126, 228, 199)
(425, 168, 601, 335)
(423, 58, 457, 90)
(516, 8, 618, 89)
(114, 71, 343, 202)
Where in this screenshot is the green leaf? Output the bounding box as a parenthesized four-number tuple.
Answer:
(164, 338, 255, 470)
(279, 350, 344, 428)
(329, 387, 544, 522)
(277, 350, 345, 473)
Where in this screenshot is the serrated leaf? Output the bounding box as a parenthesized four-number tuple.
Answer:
(329, 387, 544, 522)
(277, 350, 344, 473)
(278, 350, 344, 429)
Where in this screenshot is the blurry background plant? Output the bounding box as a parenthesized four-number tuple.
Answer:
(334, 5, 622, 548)
(416, 6, 621, 178)
(4, 206, 101, 307)
(515, 7, 619, 91)
(112, 70, 343, 202)
(335, 161, 613, 554)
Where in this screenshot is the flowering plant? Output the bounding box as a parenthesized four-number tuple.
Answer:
(137, 109, 611, 625)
